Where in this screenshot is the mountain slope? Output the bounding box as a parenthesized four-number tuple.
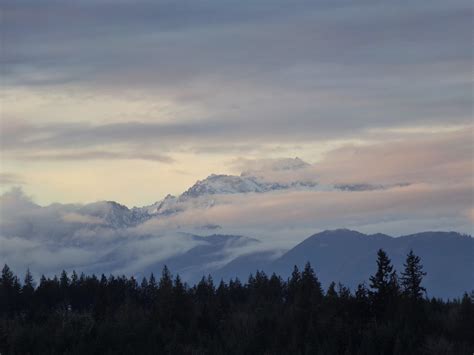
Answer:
(138, 234, 261, 284)
(267, 229, 473, 299)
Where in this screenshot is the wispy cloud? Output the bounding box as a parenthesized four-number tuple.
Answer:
(2, 0, 471, 149)
(315, 128, 473, 186)
(10, 150, 174, 163)
(0, 172, 25, 185)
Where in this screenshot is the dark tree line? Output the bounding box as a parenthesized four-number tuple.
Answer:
(0, 249, 473, 354)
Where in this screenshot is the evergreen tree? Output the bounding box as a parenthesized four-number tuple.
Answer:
(355, 283, 368, 300)
(0, 259, 473, 354)
(140, 276, 149, 290)
(369, 249, 399, 318)
(159, 266, 173, 292)
(0, 264, 20, 315)
(71, 270, 79, 285)
(0, 264, 15, 288)
(60, 270, 70, 289)
(337, 283, 351, 300)
(268, 273, 284, 304)
(326, 281, 338, 298)
(401, 250, 426, 300)
(147, 273, 157, 298)
(301, 262, 323, 301)
(23, 268, 35, 291)
(149, 273, 157, 289)
(287, 265, 301, 303)
(354, 282, 370, 320)
(157, 266, 174, 322)
(99, 274, 108, 287)
(21, 268, 36, 309)
(369, 249, 399, 299)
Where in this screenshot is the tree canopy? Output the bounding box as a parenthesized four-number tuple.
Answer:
(0, 250, 472, 354)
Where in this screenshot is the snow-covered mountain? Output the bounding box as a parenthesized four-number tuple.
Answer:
(134, 158, 321, 217)
(72, 200, 151, 228)
(181, 174, 319, 198)
(1, 165, 469, 299)
(70, 176, 319, 227)
(65, 158, 406, 228)
(141, 194, 182, 216)
(183, 174, 269, 197)
(69, 158, 401, 226)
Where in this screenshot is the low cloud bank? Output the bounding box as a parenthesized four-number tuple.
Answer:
(1, 130, 472, 278)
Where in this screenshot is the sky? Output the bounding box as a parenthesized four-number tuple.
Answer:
(0, 1, 472, 206)
(0, 0, 472, 276)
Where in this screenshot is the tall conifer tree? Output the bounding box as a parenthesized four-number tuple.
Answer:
(401, 250, 426, 300)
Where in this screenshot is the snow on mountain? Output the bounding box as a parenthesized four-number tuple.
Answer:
(142, 194, 180, 215)
(78, 201, 150, 228)
(179, 174, 319, 198)
(180, 158, 320, 199)
(182, 174, 268, 197)
(77, 158, 402, 224)
(132, 159, 318, 217)
(143, 170, 321, 216)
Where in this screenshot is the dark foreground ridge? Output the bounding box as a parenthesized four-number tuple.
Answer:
(1, 249, 473, 354)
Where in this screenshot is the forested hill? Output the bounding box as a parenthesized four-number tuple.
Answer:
(1, 249, 473, 354)
(212, 230, 474, 299)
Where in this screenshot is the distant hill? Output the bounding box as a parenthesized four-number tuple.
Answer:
(211, 229, 473, 299)
(137, 234, 261, 283)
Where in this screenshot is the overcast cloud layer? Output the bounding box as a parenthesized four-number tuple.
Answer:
(0, 0, 472, 272)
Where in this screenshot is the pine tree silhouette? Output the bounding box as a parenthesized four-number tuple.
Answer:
(369, 249, 398, 298)
(401, 250, 426, 300)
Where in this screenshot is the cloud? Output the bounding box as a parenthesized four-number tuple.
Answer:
(136, 129, 472, 247)
(3, 0, 471, 89)
(0, 189, 213, 277)
(232, 157, 309, 175)
(223, 128, 473, 188)
(10, 150, 174, 163)
(152, 182, 470, 237)
(0, 0, 471, 278)
(1, 1, 470, 208)
(0, 234, 106, 277)
(0, 125, 472, 278)
(110, 233, 205, 275)
(466, 208, 474, 223)
(315, 128, 473, 185)
(0, 172, 25, 185)
(1, 0, 471, 158)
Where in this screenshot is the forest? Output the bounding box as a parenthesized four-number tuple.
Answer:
(0, 249, 473, 354)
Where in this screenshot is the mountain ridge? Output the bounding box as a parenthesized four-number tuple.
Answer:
(209, 229, 473, 299)
(28, 158, 413, 227)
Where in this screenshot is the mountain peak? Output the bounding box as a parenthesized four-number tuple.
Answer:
(78, 200, 152, 228)
(181, 174, 266, 198)
(312, 229, 368, 238)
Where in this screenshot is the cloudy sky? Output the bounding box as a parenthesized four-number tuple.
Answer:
(0, 0, 472, 277)
(1, 0, 472, 206)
